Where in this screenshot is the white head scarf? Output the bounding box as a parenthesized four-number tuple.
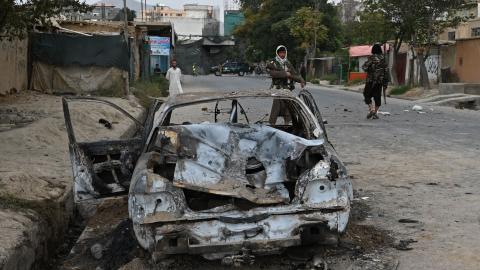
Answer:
(275, 45, 288, 68)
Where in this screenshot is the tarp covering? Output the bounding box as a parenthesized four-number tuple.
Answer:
(349, 44, 390, 57)
(31, 62, 125, 94)
(31, 33, 129, 71)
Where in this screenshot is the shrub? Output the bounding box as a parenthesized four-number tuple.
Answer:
(346, 78, 365, 86)
(132, 76, 169, 107)
(389, 85, 411, 95)
(320, 74, 338, 85)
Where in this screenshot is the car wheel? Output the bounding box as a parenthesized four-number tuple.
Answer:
(238, 71, 245, 76)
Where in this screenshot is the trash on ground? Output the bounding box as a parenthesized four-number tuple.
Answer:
(412, 105, 423, 111)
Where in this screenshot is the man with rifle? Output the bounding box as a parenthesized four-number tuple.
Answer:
(362, 43, 389, 119)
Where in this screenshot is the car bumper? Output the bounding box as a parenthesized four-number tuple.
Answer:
(139, 208, 349, 257)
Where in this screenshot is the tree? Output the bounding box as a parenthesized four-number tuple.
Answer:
(113, 7, 136, 22)
(0, 0, 92, 40)
(235, 0, 341, 65)
(344, 11, 395, 46)
(287, 7, 327, 65)
(364, 0, 474, 88)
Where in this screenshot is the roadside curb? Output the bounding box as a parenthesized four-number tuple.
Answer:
(309, 83, 422, 102)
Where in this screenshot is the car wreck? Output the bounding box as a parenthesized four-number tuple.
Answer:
(63, 90, 353, 262)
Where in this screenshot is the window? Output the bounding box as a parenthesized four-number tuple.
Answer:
(448, 31, 456, 41)
(472, 27, 480, 37)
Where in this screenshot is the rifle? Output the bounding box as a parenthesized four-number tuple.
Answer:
(383, 85, 387, 105)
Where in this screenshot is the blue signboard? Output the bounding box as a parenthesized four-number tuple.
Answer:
(148, 36, 170, 56)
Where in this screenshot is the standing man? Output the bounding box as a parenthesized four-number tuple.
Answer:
(166, 59, 183, 96)
(267, 45, 305, 124)
(153, 64, 162, 75)
(362, 43, 389, 119)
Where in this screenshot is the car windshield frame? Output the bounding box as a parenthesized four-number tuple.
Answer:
(149, 96, 322, 141)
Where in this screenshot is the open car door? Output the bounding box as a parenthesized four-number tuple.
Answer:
(298, 89, 329, 140)
(62, 97, 146, 203)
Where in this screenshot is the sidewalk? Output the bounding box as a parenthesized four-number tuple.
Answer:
(308, 82, 440, 101)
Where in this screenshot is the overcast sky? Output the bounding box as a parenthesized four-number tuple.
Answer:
(85, 0, 341, 9)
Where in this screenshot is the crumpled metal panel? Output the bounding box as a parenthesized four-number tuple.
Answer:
(154, 123, 324, 204)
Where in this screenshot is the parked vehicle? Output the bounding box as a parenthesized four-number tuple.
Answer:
(210, 62, 250, 76)
(62, 90, 353, 262)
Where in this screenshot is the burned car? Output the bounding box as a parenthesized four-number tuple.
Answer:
(62, 90, 353, 261)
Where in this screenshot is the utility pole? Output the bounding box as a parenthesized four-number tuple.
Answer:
(123, 0, 128, 42)
(144, 0, 147, 21)
(141, 0, 144, 21)
(123, 0, 130, 95)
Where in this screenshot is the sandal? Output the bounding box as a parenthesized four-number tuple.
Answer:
(367, 111, 374, 119)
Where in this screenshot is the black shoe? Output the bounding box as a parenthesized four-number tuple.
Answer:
(372, 113, 379, 119)
(367, 111, 374, 119)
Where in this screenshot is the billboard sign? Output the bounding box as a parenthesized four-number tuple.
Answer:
(148, 36, 170, 56)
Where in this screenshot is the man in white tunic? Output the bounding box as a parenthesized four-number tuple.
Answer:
(165, 59, 183, 95)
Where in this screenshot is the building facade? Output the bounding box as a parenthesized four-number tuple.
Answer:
(143, 4, 221, 40)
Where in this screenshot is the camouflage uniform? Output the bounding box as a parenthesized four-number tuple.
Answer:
(267, 57, 305, 125)
(362, 54, 389, 107)
(267, 59, 304, 90)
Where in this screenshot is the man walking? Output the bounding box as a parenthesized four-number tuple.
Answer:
(166, 59, 183, 96)
(362, 43, 389, 119)
(267, 45, 305, 124)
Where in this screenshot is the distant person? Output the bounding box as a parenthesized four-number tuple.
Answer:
(153, 64, 162, 75)
(362, 43, 389, 119)
(267, 45, 305, 125)
(300, 63, 307, 82)
(166, 59, 183, 95)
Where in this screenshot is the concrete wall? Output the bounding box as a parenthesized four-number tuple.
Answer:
(0, 38, 28, 95)
(440, 45, 456, 69)
(456, 38, 480, 83)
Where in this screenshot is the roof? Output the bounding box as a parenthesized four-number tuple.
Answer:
(161, 89, 297, 106)
(349, 44, 390, 57)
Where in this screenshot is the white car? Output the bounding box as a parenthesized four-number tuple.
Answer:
(63, 89, 353, 262)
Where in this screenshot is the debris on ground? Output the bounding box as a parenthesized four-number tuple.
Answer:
(90, 243, 103, 260)
(393, 239, 417, 251)
(412, 105, 423, 111)
(377, 111, 391, 116)
(398, 219, 420, 224)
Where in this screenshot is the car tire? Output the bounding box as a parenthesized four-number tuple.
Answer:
(238, 71, 245, 76)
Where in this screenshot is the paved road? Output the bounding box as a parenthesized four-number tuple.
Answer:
(182, 75, 480, 270)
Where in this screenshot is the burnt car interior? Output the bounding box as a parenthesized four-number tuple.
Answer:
(63, 98, 145, 200)
(142, 97, 330, 210)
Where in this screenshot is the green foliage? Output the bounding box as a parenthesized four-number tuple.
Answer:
(113, 8, 136, 22)
(320, 74, 338, 84)
(235, 0, 342, 64)
(309, 78, 320, 84)
(389, 85, 411, 95)
(344, 11, 395, 46)
(286, 7, 327, 50)
(132, 76, 169, 107)
(0, 0, 92, 39)
(346, 78, 365, 86)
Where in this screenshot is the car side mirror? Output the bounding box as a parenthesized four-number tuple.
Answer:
(323, 120, 328, 125)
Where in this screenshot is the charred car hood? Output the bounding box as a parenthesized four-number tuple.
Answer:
(153, 123, 324, 204)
